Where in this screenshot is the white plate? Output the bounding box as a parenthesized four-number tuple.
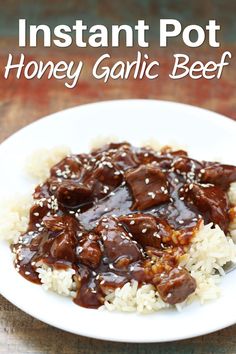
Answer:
(0, 100, 236, 343)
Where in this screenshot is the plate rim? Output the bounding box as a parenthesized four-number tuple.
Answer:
(0, 99, 235, 343)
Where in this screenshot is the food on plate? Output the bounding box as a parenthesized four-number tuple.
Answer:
(1, 142, 236, 313)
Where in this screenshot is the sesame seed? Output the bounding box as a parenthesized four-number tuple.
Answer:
(77, 246, 83, 254)
(142, 228, 147, 234)
(153, 232, 160, 238)
(145, 178, 150, 185)
(148, 192, 155, 199)
(103, 186, 110, 193)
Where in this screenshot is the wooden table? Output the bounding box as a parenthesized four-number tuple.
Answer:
(1, 1, 236, 352)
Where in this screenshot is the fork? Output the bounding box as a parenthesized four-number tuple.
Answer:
(223, 261, 236, 274)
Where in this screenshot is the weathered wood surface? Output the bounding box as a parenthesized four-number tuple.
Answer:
(0, 292, 236, 354)
(0, 1, 236, 352)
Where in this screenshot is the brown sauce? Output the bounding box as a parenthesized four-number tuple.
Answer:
(12, 142, 236, 308)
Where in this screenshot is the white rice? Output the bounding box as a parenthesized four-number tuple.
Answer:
(91, 137, 184, 154)
(29, 219, 236, 314)
(103, 281, 168, 314)
(229, 211, 236, 242)
(0, 194, 33, 244)
(90, 136, 119, 150)
(0, 146, 69, 243)
(36, 263, 77, 297)
(104, 222, 236, 313)
(25, 146, 70, 181)
(228, 182, 236, 205)
(1, 146, 236, 313)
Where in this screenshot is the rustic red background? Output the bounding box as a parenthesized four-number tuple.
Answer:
(0, 1, 236, 353)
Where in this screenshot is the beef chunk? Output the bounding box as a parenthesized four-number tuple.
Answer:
(95, 217, 141, 267)
(137, 148, 188, 168)
(183, 183, 229, 232)
(156, 268, 196, 304)
(112, 148, 139, 171)
(91, 142, 131, 155)
(43, 215, 79, 262)
(76, 233, 102, 269)
(168, 150, 189, 157)
(50, 155, 85, 179)
(119, 214, 172, 249)
(91, 142, 138, 172)
(200, 164, 236, 190)
(125, 165, 170, 211)
(84, 164, 123, 199)
(172, 157, 203, 177)
(56, 180, 93, 208)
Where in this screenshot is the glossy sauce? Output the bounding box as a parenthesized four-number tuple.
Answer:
(12, 142, 236, 308)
